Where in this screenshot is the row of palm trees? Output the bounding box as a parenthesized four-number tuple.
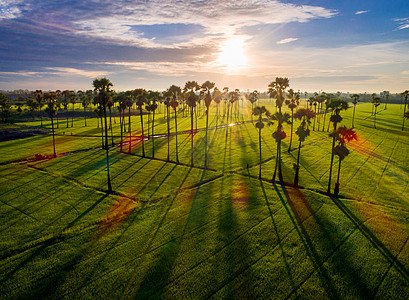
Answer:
(38, 77, 406, 197)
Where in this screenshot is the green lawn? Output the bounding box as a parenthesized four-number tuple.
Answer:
(1, 101, 409, 298)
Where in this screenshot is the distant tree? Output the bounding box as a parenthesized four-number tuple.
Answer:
(44, 92, 59, 158)
(370, 93, 376, 115)
(147, 91, 160, 158)
(350, 94, 360, 128)
(93, 77, 114, 193)
(78, 90, 89, 127)
(0, 92, 10, 123)
(327, 99, 349, 195)
(33, 90, 44, 127)
(268, 111, 291, 183)
(372, 96, 381, 129)
(285, 89, 300, 152)
(293, 108, 316, 186)
(168, 85, 182, 162)
(115, 92, 126, 152)
(381, 90, 389, 110)
(201, 80, 215, 169)
(332, 126, 357, 196)
(69, 92, 77, 127)
(402, 90, 409, 131)
(268, 77, 289, 113)
(61, 90, 74, 128)
(253, 106, 270, 179)
(125, 90, 134, 154)
(248, 90, 259, 123)
(27, 96, 39, 121)
(213, 87, 222, 121)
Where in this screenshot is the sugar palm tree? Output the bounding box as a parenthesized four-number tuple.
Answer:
(187, 91, 199, 166)
(146, 91, 160, 158)
(201, 80, 215, 169)
(167, 85, 182, 162)
(0, 92, 10, 123)
(268, 77, 289, 113)
(248, 90, 259, 123)
(44, 92, 58, 158)
(327, 99, 349, 195)
(61, 90, 72, 128)
(370, 93, 376, 115)
(125, 90, 134, 154)
(69, 92, 77, 127)
(381, 90, 389, 110)
(213, 87, 222, 121)
(33, 90, 44, 127)
(268, 111, 291, 183)
(402, 90, 409, 130)
(320, 93, 330, 131)
(372, 96, 381, 129)
(134, 89, 147, 157)
(285, 89, 300, 152)
(350, 94, 360, 128)
(293, 108, 316, 186)
(333, 126, 357, 196)
(115, 92, 126, 152)
(93, 77, 114, 193)
(78, 90, 90, 127)
(253, 106, 270, 179)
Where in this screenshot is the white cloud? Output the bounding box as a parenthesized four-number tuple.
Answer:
(0, 0, 27, 19)
(277, 38, 298, 44)
(394, 17, 409, 30)
(45, 67, 111, 78)
(355, 10, 369, 15)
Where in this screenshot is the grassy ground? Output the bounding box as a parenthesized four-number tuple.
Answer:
(1, 100, 409, 298)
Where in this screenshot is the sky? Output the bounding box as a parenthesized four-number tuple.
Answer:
(0, 0, 408, 93)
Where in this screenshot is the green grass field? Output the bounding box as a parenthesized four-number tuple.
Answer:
(1, 101, 409, 299)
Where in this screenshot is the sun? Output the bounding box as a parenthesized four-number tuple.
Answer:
(217, 39, 247, 70)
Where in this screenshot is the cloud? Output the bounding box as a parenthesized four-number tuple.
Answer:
(45, 67, 111, 78)
(277, 38, 298, 44)
(394, 17, 409, 30)
(355, 10, 369, 15)
(0, 0, 27, 19)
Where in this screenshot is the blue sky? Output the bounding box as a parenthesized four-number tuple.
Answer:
(0, 0, 408, 92)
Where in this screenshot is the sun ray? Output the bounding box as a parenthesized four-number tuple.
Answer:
(217, 38, 247, 70)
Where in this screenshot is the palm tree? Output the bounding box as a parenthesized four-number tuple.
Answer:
(93, 77, 114, 193)
(248, 90, 259, 123)
(293, 108, 316, 186)
(134, 89, 147, 157)
(402, 90, 409, 131)
(33, 90, 44, 127)
(327, 99, 349, 195)
(167, 85, 182, 162)
(268, 111, 291, 183)
(370, 93, 376, 115)
(61, 90, 72, 128)
(253, 106, 269, 179)
(381, 90, 389, 110)
(69, 92, 77, 127)
(187, 91, 199, 166)
(268, 77, 289, 113)
(201, 81, 215, 168)
(285, 89, 300, 152)
(372, 96, 381, 129)
(44, 92, 58, 158)
(115, 92, 126, 152)
(333, 126, 357, 196)
(78, 90, 90, 127)
(147, 91, 160, 158)
(320, 93, 330, 131)
(213, 87, 222, 122)
(125, 90, 134, 154)
(350, 94, 360, 128)
(0, 92, 10, 123)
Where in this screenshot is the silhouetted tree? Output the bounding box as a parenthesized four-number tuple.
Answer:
(248, 90, 259, 123)
(372, 96, 381, 129)
(268, 77, 289, 113)
(253, 106, 270, 179)
(350, 94, 360, 128)
(202, 80, 215, 169)
(134, 89, 147, 157)
(402, 90, 409, 130)
(44, 92, 59, 158)
(285, 89, 300, 152)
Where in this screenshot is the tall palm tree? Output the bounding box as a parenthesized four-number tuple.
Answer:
(78, 90, 90, 127)
(0, 92, 10, 123)
(350, 94, 360, 128)
(401, 90, 409, 131)
(372, 96, 381, 129)
(293, 108, 316, 186)
(125, 90, 134, 154)
(147, 91, 160, 158)
(167, 85, 181, 162)
(187, 91, 199, 166)
(268, 111, 291, 183)
(370, 93, 376, 115)
(333, 126, 357, 196)
(201, 80, 215, 168)
(44, 92, 58, 158)
(134, 89, 147, 157)
(213, 87, 222, 121)
(253, 106, 269, 179)
(320, 93, 330, 131)
(69, 92, 77, 127)
(93, 77, 114, 193)
(268, 77, 289, 113)
(327, 99, 349, 195)
(115, 92, 126, 152)
(381, 90, 389, 110)
(248, 90, 259, 123)
(61, 90, 72, 128)
(285, 89, 300, 152)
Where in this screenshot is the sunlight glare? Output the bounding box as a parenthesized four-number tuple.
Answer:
(217, 39, 247, 70)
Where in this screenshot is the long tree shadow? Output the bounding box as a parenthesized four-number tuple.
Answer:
(273, 184, 340, 299)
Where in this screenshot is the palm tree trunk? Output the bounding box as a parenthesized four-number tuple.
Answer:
(120, 110, 123, 152)
(278, 139, 284, 183)
(152, 109, 155, 158)
(313, 106, 316, 130)
(71, 104, 74, 127)
(84, 106, 87, 127)
(109, 108, 114, 146)
(56, 114, 59, 129)
(402, 99, 407, 131)
(272, 142, 278, 183)
(100, 115, 105, 149)
(251, 103, 254, 123)
(128, 107, 132, 154)
(166, 105, 170, 161)
(66, 108, 69, 128)
(191, 106, 194, 167)
(204, 108, 209, 169)
(288, 109, 294, 152)
(322, 110, 326, 131)
(51, 116, 56, 158)
(327, 123, 337, 195)
(258, 128, 262, 180)
(174, 109, 179, 163)
(103, 104, 112, 193)
(294, 140, 302, 186)
(352, 105, 356, 128)
(374, 106, 377, 129)
(140, 106, 145, 157)
(334, 158, 342, 196)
